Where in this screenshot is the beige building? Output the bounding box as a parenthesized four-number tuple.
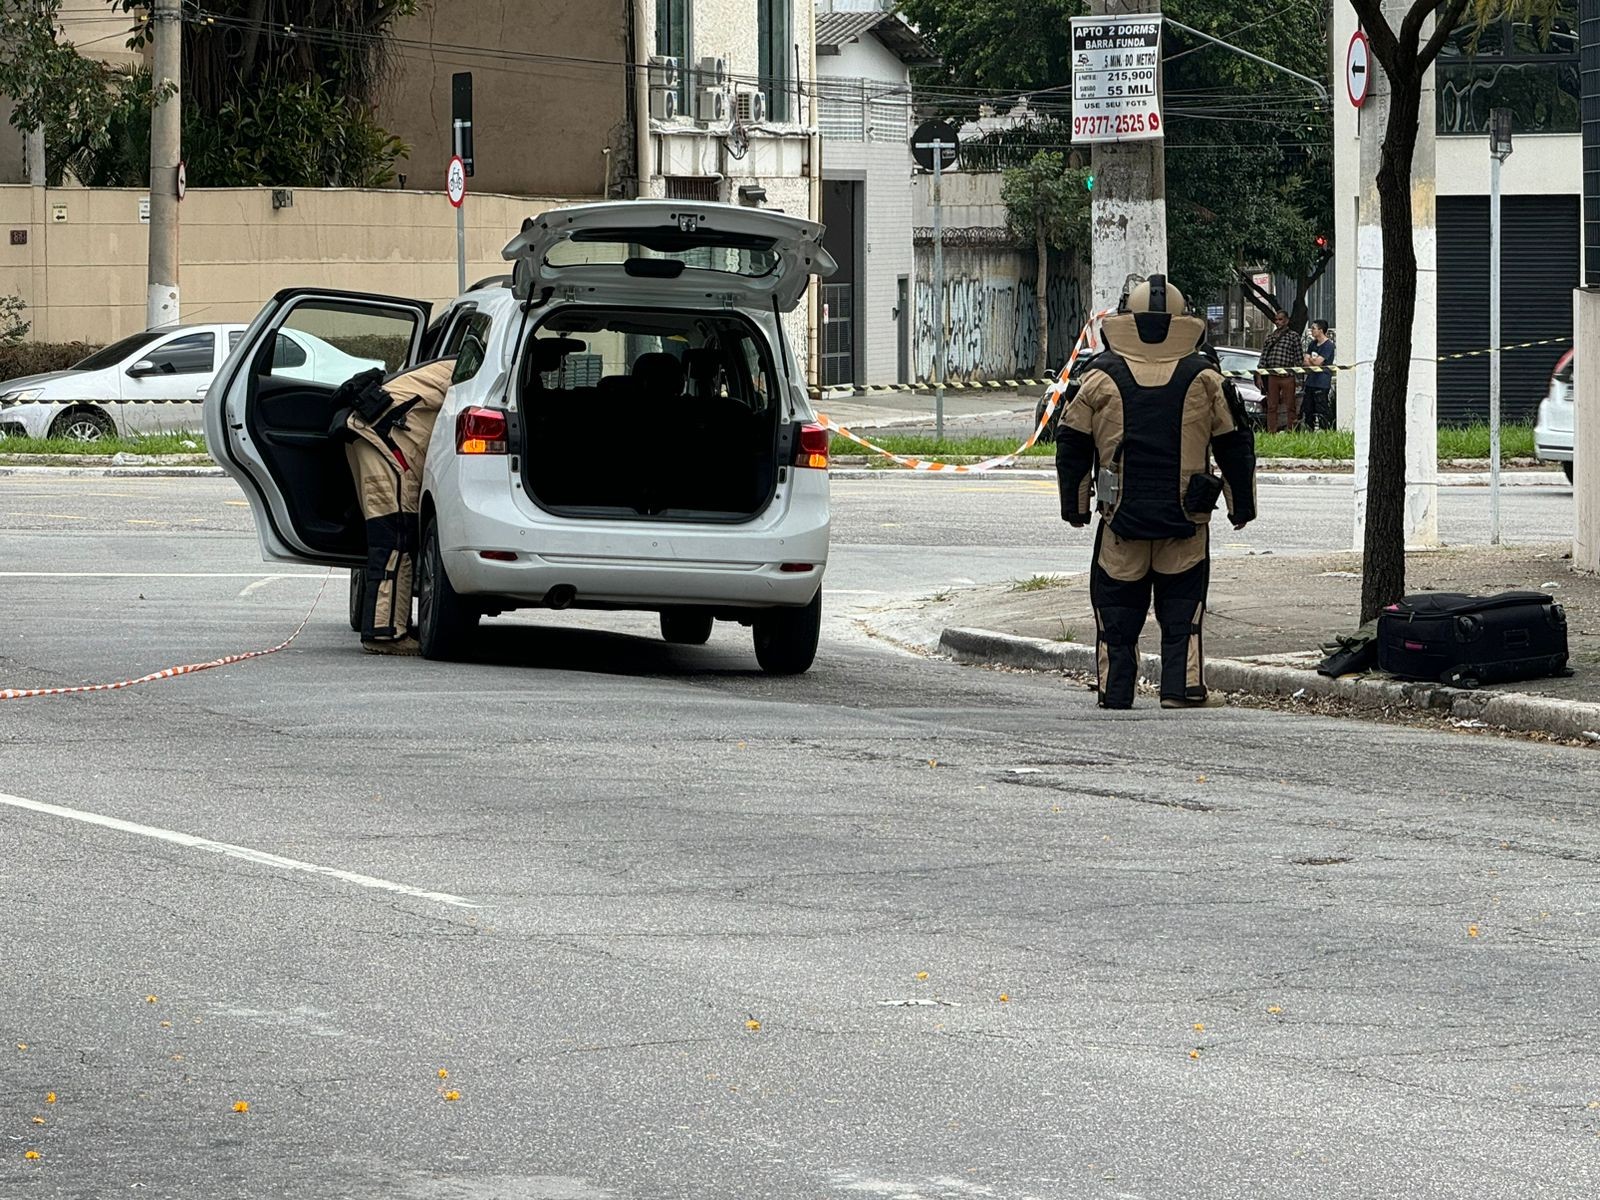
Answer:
(0, 0, 822, 355)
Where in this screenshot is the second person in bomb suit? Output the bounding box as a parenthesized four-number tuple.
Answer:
(331, 357, 457, 655)
(1055, 276, 1258, 709)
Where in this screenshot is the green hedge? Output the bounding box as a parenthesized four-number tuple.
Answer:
(0, 342, 99, 384)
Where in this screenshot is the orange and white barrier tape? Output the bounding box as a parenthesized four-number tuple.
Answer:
(0, 573, 332, 701)
(816, 310, 1111, 474)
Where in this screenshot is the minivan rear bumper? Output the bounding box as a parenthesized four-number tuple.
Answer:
(433, 456, 829, 610)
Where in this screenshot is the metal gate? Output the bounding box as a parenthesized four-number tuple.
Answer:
(1437, 194, 1578, 424)
(821, 282, 854, 387)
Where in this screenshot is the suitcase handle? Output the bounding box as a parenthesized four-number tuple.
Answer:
(1504, 628, 1530, 648)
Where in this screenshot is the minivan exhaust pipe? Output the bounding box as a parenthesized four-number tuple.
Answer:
(543, 584, 577, 610)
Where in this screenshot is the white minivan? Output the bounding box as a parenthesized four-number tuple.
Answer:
(205, 201, 837, 673)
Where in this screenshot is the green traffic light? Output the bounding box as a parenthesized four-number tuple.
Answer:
(1085, 174, 1096, 192)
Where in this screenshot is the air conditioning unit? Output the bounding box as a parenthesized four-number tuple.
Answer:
(649, 87, 680, 121)
(735, 91, 767, 125)
(696, 89, 729, 123)
(648, 55, 679, 90)
(695, 56, 729, 89)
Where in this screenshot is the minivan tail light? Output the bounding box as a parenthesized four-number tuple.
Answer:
(457, 407, 508, 455)
(795, 423, 829, 470)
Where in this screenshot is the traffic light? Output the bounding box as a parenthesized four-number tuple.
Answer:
(1314, 234, 1329, 250)
(1085, 173, 1096, 192)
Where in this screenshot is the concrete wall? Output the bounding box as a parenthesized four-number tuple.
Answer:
(0, 185, 573, 344)
(377, 0, 631, 199)
(911, 171, 1009, 230)
(913, 245, 1089, 383)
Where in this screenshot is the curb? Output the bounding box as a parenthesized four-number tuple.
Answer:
(938, 626, 1600, 742)
(0, 464, 225, 478)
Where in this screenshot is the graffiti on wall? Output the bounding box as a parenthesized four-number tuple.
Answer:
(913, 251, 1088, 382)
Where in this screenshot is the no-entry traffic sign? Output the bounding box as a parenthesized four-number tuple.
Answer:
(1347, 31, 1371, 108)
(446, 155, 467, 207)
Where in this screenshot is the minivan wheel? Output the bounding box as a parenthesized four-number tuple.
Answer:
(416, 518, 478, 661)
(752, 592, 821, 675)
(348, 567, 365, 632)
(660, 609, 714, 645)
(49, 407, 116, 442)
(1562, 461, 1574, 483)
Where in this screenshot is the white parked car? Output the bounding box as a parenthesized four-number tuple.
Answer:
(0, 323, 383, 441)
(206, 201, 837, 674)
(1533, 349, 1575, 483)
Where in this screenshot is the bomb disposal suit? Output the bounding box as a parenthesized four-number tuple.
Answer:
(1055, 278, 1257, 709)
(331, 358, 456, 651)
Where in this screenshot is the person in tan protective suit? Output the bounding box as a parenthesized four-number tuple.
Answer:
(1055, 277, 1258, 709)
(331, 358, 456, 655)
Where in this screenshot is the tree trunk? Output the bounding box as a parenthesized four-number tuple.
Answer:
(1036, 214, 1050, 377)
(1360, 71, 1424, 623)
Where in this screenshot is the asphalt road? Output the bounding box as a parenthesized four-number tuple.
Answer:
(2, 474, 1596, 1199)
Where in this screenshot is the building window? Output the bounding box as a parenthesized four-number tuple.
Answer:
(758, 0, 793, 122)
(656, 0, 691, 111)
(1437, 1, 1579, 134)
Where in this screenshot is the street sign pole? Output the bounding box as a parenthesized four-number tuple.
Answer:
(452, 122, 467, 296)
(932, 148, 945, 440)
(912, 121, 959, 441)
(1489, 108, 1513, 546)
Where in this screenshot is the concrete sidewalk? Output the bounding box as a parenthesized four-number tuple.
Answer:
(919, 543, 1600, 742)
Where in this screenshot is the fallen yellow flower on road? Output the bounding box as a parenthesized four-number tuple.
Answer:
(159, 1021, 172, 1029)
(438, 1069, 449, 1079)
(1468, 924, 1481, 938)
(145, 995, 158, 1004)
(44, 1093, 56, 1105)
(16, 1043, 25, 1051)
(998, 993, 1010, 1003)
(1189, 1050, 1200, 1060)
(31, 1117, 44, 1126)
(915, 972, 928, 981)
(24, 1151, 39, 1161)
(1267, 1006, 1283, 1015)
(232, 1101, 249, 1113)
(745, 1019, 761, 1031)
(1193, 1023, 1205, 1032)
(444, 1091, 461, 1102)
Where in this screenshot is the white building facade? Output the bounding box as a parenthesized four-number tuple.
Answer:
(813, 1, 934, 387)
(638, 0, 821, 370)
(1332, 2, 1583, 430)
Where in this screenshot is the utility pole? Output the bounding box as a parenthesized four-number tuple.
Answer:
(26, 120, 44, 344)
(931, 146, 946, 439)
(1488, 108, 1512, 546)
(146, 0, 181, 328)
(1087, 0, 1166, 314)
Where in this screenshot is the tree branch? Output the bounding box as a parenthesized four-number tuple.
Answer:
(1237, 272, 1281, 320)
(1419, 0, 1474, 71)
(1349, 0, 1403, 76)
(1307, 249, 1333, 289)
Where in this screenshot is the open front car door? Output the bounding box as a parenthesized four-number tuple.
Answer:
(205, 290, 432, 566)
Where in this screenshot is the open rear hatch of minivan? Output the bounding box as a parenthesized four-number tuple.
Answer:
(517, 305, 792, 521)
(503, 202, 834, 522)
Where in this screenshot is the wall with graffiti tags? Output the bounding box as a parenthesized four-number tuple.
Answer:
(912, 245, 1089, 383)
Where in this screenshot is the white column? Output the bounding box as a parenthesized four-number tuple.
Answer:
(1353, 0, 1439, 551)
(1575, 288, 1600, 572)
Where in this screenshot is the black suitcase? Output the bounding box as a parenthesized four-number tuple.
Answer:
(1377, 590, 1570, 687)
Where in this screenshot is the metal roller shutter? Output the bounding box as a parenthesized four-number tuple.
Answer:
(1437, 194, 1578, 424)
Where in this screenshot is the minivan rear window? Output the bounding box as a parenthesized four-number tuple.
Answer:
(544, 227, 780, 279)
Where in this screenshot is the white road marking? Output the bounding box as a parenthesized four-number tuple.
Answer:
(237, 576, 296, 597)
(0, 571, 331, 579)
(0, 791, 479, 909)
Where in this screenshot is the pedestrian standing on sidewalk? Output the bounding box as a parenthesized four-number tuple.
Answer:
(1257, 309, 1303, 432)
(1302, 320, 1336, 431)
(1055, 276, 1258, 710)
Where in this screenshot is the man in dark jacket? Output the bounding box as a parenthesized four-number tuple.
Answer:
(1055, 276, 1258, 709)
